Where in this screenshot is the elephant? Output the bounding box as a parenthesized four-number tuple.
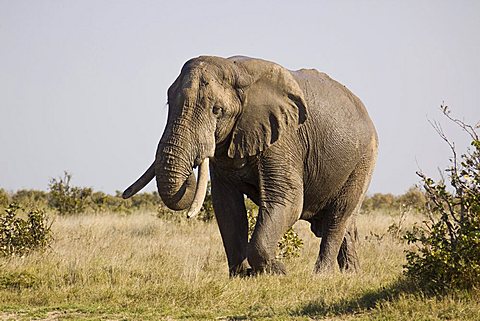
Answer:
(122, 56, 378, 276)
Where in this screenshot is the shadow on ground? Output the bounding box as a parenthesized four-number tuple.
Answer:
(292, 278, 419, 318)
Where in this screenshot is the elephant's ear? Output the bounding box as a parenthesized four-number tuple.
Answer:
(227, 58, 308, 158)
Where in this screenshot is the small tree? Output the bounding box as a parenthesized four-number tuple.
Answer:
(404, 106, 480, 292)
(361, 193, 396, 213)
(0, 204, 53, 257)
(396, 186, 426, 211)
(48, 172, 92, 215)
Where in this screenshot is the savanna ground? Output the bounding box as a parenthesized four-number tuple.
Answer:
(1, 209, 479, 321)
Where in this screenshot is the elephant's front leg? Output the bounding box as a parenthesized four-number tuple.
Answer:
(248, 162, 303, 274)
(211, 171, 250, 277)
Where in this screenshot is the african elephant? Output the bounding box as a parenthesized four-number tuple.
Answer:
(123, 56, 378, 276)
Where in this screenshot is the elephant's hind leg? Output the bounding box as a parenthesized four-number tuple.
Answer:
(337, 218, 359, 272)
(314, 154, 374, 273)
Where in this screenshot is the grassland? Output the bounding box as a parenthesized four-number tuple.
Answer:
(1, 210, 479, 320)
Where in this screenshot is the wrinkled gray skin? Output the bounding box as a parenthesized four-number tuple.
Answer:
(123, 56, 378, 276)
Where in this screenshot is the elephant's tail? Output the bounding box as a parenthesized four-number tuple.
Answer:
(122, 161, 155, 199)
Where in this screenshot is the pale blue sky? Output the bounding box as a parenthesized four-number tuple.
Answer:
(1, 1, 479, 195)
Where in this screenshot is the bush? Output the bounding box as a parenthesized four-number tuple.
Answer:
(0, 203, 53, 257)
(396, 186, 426, 211)
(48, 172, 93, 215)
(12, 189, 48, 209)
(277, 226, 304, 259)
(91, 191, 130, 213)
(404, 106, 480, 292)
(362, 188, 426, 214)
(0, 271, 37, 290)
(48, 171, 171, 215)
(0, 189, 10, 209)
(130, 191, 162, 211)
(362, 193, 396, 212)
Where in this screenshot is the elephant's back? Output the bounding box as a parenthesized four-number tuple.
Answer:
(291, 68, 377, 148)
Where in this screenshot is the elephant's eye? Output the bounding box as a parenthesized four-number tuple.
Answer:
(212, 105, 223, 116)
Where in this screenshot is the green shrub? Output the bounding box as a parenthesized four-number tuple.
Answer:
(92, 190, 163, 213)
(0, 271, 38, 290)
(404, 107, 480, 292)
(156, 204, 185, 223)
(362, 193, 396, 212)
(48, 172, 93, 215)
(12, 189, 48, 209)
(362, 187, 426, 214)
(0, 203, 53, 257)
(396, 186, 426, 211)
(0, 189, 10, 209)
(91, 191, 131, 213)
(277, 226, 304, 259)
(130, 191, 162, 211)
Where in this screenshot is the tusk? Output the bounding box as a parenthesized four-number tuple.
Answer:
(186, 158, 210, 219)
(122, 161, 155, 199)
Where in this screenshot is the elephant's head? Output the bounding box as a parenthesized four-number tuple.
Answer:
(122, 56, 308, 217)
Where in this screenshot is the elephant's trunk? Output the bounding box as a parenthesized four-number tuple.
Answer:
(121, 156, 195, 210)
(155, 140, 197, 211)
(123, 91, 212, 214)
(122, 155, 204, 214)
(123, 149, 207, 214)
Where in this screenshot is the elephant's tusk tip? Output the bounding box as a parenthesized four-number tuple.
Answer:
(186, 208, 200, 219)
(186, 213, 194, 219)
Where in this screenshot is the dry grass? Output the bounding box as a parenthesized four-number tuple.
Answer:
(1, 210, 479, 320)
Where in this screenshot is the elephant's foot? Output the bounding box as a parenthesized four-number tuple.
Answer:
(266, 259, 287, 275)
(313, 256, 337, 274)
(337, 225, 360, 272)
(229, 260, 252, 277)
(314, 251, 359, 273)
(251, 259, 286, 275)
(337, 242, 359, 272)
(338, 256, 359, 272)
(247, 244, 287, 275)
